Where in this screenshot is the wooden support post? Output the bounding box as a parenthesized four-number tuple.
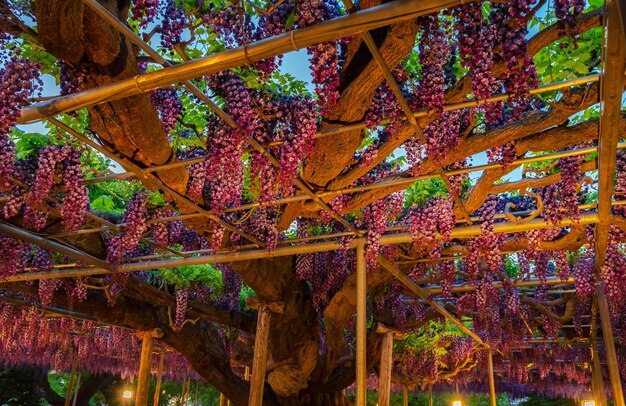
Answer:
(487, 350, 497, 406)
(186, 379, 191, 405)
(64, 352, 78, 406)
(219, 393, 229, 406)
(403, 386, 408, 406)
(377, 331, 394, 406)
(135, 331, 154, 406)
(153, 348, 165, 406)
(596, 289, 625, 406)
(179, 377, 186, 406)
(246, 297, 284, 406)
(428, 385, 433, 406)
(376, 324, 404, 406)
(590, 301, 608, 406)
(591, 354, 608, 406)
(71, 372, 81, 406)
(356, 239, 367, 406)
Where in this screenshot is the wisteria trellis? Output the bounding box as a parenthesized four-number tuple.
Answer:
(0, 0, 625, 404)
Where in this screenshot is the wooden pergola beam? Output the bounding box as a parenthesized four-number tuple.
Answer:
(75, 74, 608, 191)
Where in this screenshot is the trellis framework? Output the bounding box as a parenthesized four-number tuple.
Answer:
(0, 0, 625, 405)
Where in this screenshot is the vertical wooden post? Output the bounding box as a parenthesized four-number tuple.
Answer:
(64, 352, 78, 406)
(356, 239, 367, 406)
(246, 297, 284, 406)
(377, 331, 394, 406)
(71, 373, 81, 406)
(249, 306, 271, 406)
(219, 393, 229, 406)
(153, 349, 165, 406)
(244, 366, 250, 381)
(591, 353, 608, 406)
(596, 289, 625, 406)
(403, 385, 408, 406)
(487, 350, 497, 406)
(428, 385, 433, 406)
(135, 331, 154, 406)
(590, 300, 608, 406)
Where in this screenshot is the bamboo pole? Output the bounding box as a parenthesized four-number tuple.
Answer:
(248, 305, 272, 406)
(403, 386, 408, 406)
(378, 256, 486, 346)
(81, 131, 623, 213)
(64, 352, 78, 406)
(355, 239, 367, 406)
(153, 349, 166, 406)
(377, 331, 395, 406)
(71, 373, 81, 406)
(18, 0, 468, 124)
(135, 331, 154, 406)
(487, 351, 497, 406)
(0, 223, 112, 271)
(0, 213, 600, 283)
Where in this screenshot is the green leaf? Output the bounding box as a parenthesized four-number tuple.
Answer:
(574, 62, 589, 74)
(285, 10, 296, 30)
(91, 195, 116, 213)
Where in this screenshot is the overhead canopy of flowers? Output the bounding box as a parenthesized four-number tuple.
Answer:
(0, 0, 624, 404)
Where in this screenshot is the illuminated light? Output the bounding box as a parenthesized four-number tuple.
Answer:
(453, 401, 463, 406)
(122, 390, 133, 399)
(582, 401, 596, 406)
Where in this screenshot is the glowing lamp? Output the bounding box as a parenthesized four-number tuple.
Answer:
(122, 390, 133, 399)
(452, 401, 463, 406)
(582, 401, 595, 406)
